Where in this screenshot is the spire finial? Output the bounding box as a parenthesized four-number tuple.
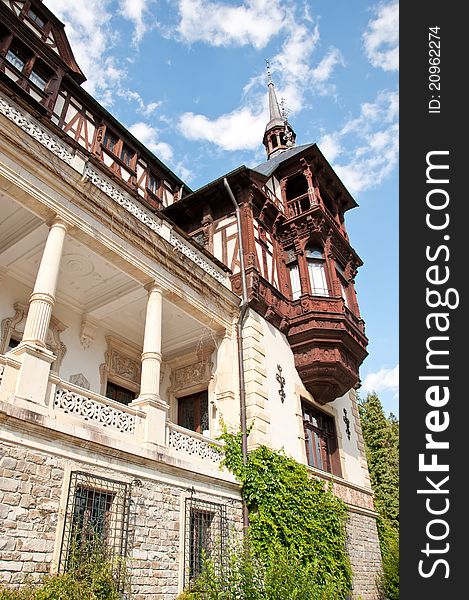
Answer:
(280, 97, 288, 121)
(265, 59, 273, 85)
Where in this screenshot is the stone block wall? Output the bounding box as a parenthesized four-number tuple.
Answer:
(0, 440, 243, 599)
(346, 511, 383, 600)
(0, 443, 62, 586)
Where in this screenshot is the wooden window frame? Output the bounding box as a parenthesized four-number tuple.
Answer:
(177, 390, 209, 435)
(302, 401, 341, 476)
(100, 126, 137, 173)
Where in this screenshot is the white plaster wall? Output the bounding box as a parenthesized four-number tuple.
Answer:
(52, 303, 107, 395)
(262, 319, 305, 462)
(1, 273, 112, 396)
(329, 391, 367, 487)
(0, 274, 31, 339)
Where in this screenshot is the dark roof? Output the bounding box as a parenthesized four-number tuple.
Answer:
(252, 143, 314, 177)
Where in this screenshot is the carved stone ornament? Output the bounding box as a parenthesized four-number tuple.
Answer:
(101, 336, 141, 393)
(82, 164, 163, 235)
(80, 315, 99, 349)
(69, 373, 91, 390)
(168, 231, 226, 284)
(1, 303, 67, 372)
(174, 361, 207, 390)
(169, 357, 213, 395)
(109, 349, 140, 383)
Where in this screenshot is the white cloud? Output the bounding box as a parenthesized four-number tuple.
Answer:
(319, 88, 399, 194)
(176, 5, 343, 152)
(363, 1, 399, 71)
(311, 48, 344, 84)
(128, 122, 174, 162)
(178, 107, 266, 151)
(43, 0, 123, 103)
(362, 364, 399, 399)
(118, 0, 154, 44)
(128, 122, 194, 182)
(318, 132, 343, 162)
(44, 0, 155, 104)
(177, 0, 285, 49)
(119, 90, 163, 116)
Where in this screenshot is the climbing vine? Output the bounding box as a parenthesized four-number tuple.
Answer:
(218, 429, 352, 598)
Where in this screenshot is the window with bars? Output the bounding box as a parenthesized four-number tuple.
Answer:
(302, 402, 340, 475)
(184, 496, 228, 589)
(59, 472, 131, 593)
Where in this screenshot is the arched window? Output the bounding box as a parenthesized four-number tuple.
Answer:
(286, 249, 301, 300)
(306, 246, 328, 296)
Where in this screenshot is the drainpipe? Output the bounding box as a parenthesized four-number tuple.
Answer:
(223, 177, 249, 535)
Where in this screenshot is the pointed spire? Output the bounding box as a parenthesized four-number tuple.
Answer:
(262, 62, 296, 159)
(265, 60, 283, 129)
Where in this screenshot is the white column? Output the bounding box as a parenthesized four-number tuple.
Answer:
(22, 219, 68, 347)
(131, 283, 168, 446)
(11, 218, 68, 406)
(139, 283, 163, 400)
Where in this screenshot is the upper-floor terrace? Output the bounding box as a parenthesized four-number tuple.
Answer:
(0, 87, 242, 482)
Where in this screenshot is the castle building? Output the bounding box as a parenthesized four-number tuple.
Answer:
(0, 1, 382, 598)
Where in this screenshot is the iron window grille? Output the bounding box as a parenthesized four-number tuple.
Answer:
(184, 496, 228, 590)
(59, 471, 132, 593)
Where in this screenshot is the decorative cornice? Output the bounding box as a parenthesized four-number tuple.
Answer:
(0, 96, 74, 165)
(82, 164, 162, 234)
(169, 231, 226, 284)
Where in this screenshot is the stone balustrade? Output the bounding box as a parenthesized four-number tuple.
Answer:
(53, 382, 140, 435)
(167, 423, 222, 463)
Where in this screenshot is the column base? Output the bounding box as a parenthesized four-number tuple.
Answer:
(131, 396, 169, 446)
(9, 342, 56, 406)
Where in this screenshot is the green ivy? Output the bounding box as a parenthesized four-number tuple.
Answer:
(217, 429, 352, 598)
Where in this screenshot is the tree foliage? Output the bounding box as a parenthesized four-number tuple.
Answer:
(359, 393, 399, 599)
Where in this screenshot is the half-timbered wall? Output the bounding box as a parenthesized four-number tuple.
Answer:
(253, 220, 280, 290)
(212, 216, 239, 274)
(264, 175, 282, 203)
(51, 89, 177, 208)
(51, 91, 96, 151)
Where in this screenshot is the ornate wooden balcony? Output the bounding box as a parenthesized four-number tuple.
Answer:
(287, 294, 368, 404)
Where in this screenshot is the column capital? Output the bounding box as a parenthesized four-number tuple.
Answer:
(144, 281, 165, 295)
(46, 216, 72, 232)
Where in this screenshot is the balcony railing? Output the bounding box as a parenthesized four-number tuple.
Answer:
(167, 422, 222, 464)
(262, 185, 284, 213)
(53, 379, 142, 435)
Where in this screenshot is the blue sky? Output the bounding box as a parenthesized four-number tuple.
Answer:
(43, 0, 399, 415)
